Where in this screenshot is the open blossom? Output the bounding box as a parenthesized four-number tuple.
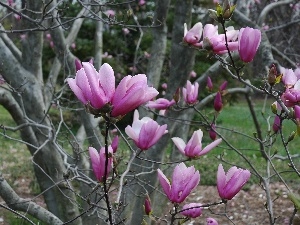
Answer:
(67, 62, 115, 110)
(281, 68, 297, 88)
(111, 75, 158, 117)
(183, 22, 203, 47)
(157, 162, 200, 203)
(181, 203, 202, 218)
(238, 27, 261, 63)
(172, 129, 222, 158)
(125, 110, 167, 150)
(146, 98, 175, 110)
(68, 62, 158, 117)
(89, 146, 113, 182)
(282, 79, 300, 107)
(202, 25, 239, 54)
(182, 80, 199, 104)
(207, 218, 218, 225)
(217, 164, 251, 200)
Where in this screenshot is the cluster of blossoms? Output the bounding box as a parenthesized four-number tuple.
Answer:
(67, 55, 251, 221)
(183, 22, 261, 63)
(269, 66, 300, 133)
(157, 162, 250, 219)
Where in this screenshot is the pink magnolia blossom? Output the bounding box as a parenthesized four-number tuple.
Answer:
(281, 68, 297, 88)
(111, 74, 158, 117)
(172, 129, 222, 158)
(202, 25, 239, 54)
(294, 105, 300, 121)
(282, 80, 300, 107)
(272, 115, 281, 133)
(146, 98, 175, 110)
(181, 203, 202, 218)
(189, 70, 197, 78)
(161, 83, 167, 89)
(105, 10, 115, 17)
(182, 80, 199, 104)
(214, 92, 223, 112)
(89, 146, 113, 182)
(111, 136, 119, 153)
(157, 162, 200, 203)
(144, 195, 152, 215)
(238, 27, 261, 63)
(209, 123, 217, 140)
(122, 28, 130, 35)
(217, 164, 251, 200)
(207, 77, 213, 91)
(183, 22, 203, 47)
(207, 218, 218, 225)
(67, 62, 115, 110)
(125, 110, 167, 150)
(219, 81, 228, 92)
(139, 0, 146, 6)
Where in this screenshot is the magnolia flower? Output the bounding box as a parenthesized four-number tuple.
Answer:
(182, 80, 199, 104)
(146, 98, 176, 110)
(294, 105, 300, 121)
(105, 10, 115, 17)
(89, 146, 113, 182)
(139, 0, 146, 6)
(207, 77, 213, 91)
(209, 123, 217, 140)
(214, 92, 223, 112)
(144, 195, 152, 215)
(202, 25, 239, 54)
(282, 81, 300, 107)
(281, 68, 297, 88)
(111, 136, 119, 153)
(238, 27, 261, 63)
(181, 203, 202, 218)
(217, 164, 251, 200)
(122, 28, 130, 35)
(67, 62, 115, 110)
(272, 115, 281, 133)
(157, 163, 200, 203)
(219, 81, 228, 92)
(125, 110, 167, 150)
(183, 22, 203, 47)
(207, 218, 218, 225)
(111, 75, 158, 117)
(172, 129, 222, 158)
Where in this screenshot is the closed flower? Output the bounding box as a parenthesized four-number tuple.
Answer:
(238, 27, 261, 63)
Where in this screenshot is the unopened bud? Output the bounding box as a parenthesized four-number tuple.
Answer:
(270, 102, 277, 114)
(268, 64, 277, 86)
(144, 194, 152, 215)
(288, 131, 296, 142)
(173, 87, 181, 103)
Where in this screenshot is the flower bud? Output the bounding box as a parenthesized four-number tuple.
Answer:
(144, 194, 152, 215)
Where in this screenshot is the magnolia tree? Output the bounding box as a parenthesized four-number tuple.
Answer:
(0, 0, 300, 225)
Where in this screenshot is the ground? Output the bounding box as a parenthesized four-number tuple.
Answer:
(0, 177, 297, 224)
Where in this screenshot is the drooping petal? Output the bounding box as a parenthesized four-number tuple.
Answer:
(172, 137, 186, 155)
(200, 138, 222, 156)
(157, 169, 171, 199)
(67, 78, 88, 104)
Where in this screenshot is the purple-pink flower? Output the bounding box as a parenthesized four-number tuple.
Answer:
(125, 110, 168, 150)
(207, 218, 218, 225)
(146, 98, 176, 110)
(273, 115, 281, 133)
(67, 62, 115, 110)
(181, 203, 202, 218)
(238, 27, 261, 63)
(111, 74, 158, 117)
(207, 77, 213, 91)
(144, 195, 152, 215)
(209, 123, 217, 140)
(183, 22, 203, 47)
(89, 146, 113, 182)
(157, 162, 200, 203)
(68, 62, 158, 117)
(217, 164, 251, 200)
(182, 80, 199, 104)
(172, 129, 222, 158)
(214, 92, 223, 112)
(202, 25, 239, 54)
